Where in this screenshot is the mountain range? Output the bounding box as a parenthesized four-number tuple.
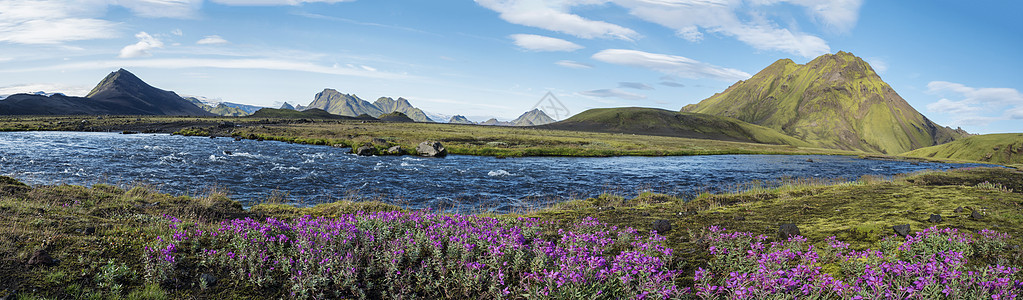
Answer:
(0, 52, 983, 157)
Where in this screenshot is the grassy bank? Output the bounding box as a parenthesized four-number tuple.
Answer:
(1, 167, 1021, 298)
(0, 115, 855, 157)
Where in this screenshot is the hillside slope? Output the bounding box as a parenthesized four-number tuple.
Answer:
(902, 133, 1023, 166)
(374, 97, 433, 122)
(546, 107, 811, 146)
(304, 89, 384, 117)
(682, 51, 964, 154)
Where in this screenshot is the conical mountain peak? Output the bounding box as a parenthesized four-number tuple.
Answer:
(682, 51, 966, 154)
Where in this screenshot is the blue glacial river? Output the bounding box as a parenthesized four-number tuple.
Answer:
(0, 131, 991, 212)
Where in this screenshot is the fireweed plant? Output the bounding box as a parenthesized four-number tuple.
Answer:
(695, 226, 1023, 299)
(142, 212, 686, 299)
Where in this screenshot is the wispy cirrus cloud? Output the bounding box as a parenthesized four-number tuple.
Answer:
(618, 82, 653, 90)
(926, 81, 1023, 126)
(509, 34, 582, 52)
(2, 58, 409, 80)
(579, 88, 646, 100)
(474, 0, 639, 41)
(476, 0, 862, 57)
(555, 60, 592, 69)
(592, 49, 750, 81)
(197, 35, 229, 45)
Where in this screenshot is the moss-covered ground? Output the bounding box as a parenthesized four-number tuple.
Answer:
(0, 115, 855, 157)
(1, 167, 1020, 298)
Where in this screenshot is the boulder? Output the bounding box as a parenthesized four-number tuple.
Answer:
(893, 224, 911, 237)
(778, 223, 800, 240)
(371, 138, 390, 147)
(954, 206, 964, 213)
(416, 141, 448, 157)
(652, 219, 672, 234)
(928, 214, 942, 223)
(27, 249, 53, 266)
(199, 273, 218, 287)
(971, 210, 984, 220)
(386, 146, 404, 155)
(355, 145, 377, 156)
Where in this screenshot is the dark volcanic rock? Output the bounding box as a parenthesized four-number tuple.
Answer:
(954, 206, 964, 213)
(778, 223, 801, 240)
(27, 249, 54, 266)
(971, 210, 984, 220)
(893, 224, 911, 238)
(386, 146, 404, 155)
(200, 273, 218, 287)
(416, 141, 448, 157)
(928, 214, 942, 223)
(652, 219, 672, 234)
(355, 145, 376, 156)
(371, 138, 390, 147)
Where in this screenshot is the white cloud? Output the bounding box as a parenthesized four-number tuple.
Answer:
(866, 57, 888, 73)
(210, 0, 353, 5)
(115, 0, 202, 18)
(579, 88, 646, 100)
(555, 60, 593, 69)
(475, 0, 639, 40)
(926, 99, 981, 115)
(592, 49, 750, 81)
(926, 81, 1023, 126)
(617, 0, 858, 57)
(659, 81, 685, 88)
(171, 29, 184, 36)
(618, 82, 653, 90)
(119, 32, 164, 58)
(509, 34, 583, 52)
(196, 35, 229, 45)
(3, 58, 410, 80)
(0, 0, 118, 44)
(0, 83, 91, 97)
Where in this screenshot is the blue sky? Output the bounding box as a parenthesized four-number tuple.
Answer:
(0, 0, 1019, 133)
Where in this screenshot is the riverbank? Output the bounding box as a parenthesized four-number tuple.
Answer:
(2, 167, 1021, 298)
(0, 115, 857, 158)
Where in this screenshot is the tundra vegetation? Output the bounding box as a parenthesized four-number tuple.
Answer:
(1, 167, 1021, 298)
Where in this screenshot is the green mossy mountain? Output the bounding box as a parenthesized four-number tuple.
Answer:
(304, 89, 384, 117)
(377, 111, 415, 122)
(546, 107, 811, 146)
(902, 133, 1023, 166)
(682, 51, 966, 154)
(374, 97, 433, 122)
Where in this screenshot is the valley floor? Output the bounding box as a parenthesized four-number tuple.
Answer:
(0, 115, 857, 157)
(1, 167, 1021, 298)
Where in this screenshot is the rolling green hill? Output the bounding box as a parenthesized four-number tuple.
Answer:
(682, 51, 965, 154)
(545, 107, 811, 147)
(902, 133, 1023, 166)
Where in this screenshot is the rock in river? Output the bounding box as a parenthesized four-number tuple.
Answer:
(416, 141, 447, 157)
(355, 145, 377, 156)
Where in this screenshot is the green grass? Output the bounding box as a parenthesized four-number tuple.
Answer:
(546, 107, 811, 147)
(0, 115, 858, 157)
(902, 133, 1023, 166)
(1, 167, 1021, 298)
